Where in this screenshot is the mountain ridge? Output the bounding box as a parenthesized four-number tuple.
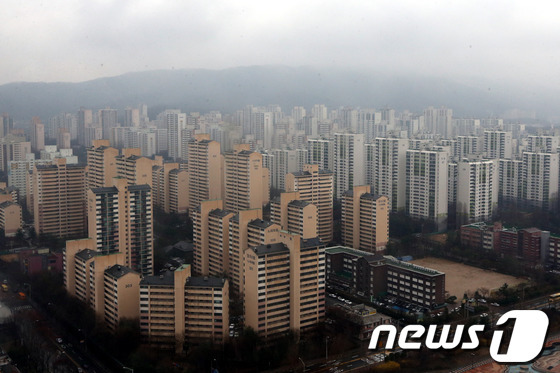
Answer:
(0, 66, 554, 122)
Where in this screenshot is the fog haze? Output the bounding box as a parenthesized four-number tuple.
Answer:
(3, 0, 560, 89)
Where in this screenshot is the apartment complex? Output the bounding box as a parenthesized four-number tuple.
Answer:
(456, 159, 498, 225)
(86, 140, 119, 189)
(270, 192, 318, 240)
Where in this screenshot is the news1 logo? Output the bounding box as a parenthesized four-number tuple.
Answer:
(369, 310, 549, 363)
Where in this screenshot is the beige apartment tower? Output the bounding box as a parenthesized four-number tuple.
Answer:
(33, 158, 86, 238)
(103, 265, 141, 331)
(86, 140, 119, 189)
(152, 161, 189, 214)
(0, 201, 22, 237)
(192, 199, 235, 276)
(341, 185, 389, 252)
(186, 134, 224, 210)
(285, 164, 333, 243)
(224, 144, 270, 213)
(244, 231, 325, 339)
(115, 150, 154, 187)
(270, 192, 318, 239)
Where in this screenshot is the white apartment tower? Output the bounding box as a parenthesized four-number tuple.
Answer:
(334, 133, 365, 199)
(365, 138, 409, 211)
(405, 149, 449, 231)
(522, 152, 559, 211)
(456, 159, 498, 225)
(484, 131, 512, 159)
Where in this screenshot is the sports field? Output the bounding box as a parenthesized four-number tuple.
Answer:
(410, 257, 527, 298)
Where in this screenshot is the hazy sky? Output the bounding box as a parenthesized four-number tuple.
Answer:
(2, 0, 559, 86)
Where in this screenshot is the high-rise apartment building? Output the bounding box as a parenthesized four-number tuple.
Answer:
(115, 150, 154, 187)
(224, 144, 269, 213)
(0, 113, 14, 138)
(0, 135, 31, 172)
(77, 108, 94, 146)
(186, 134, 224, 210)
(522, 152, 559, 211)
(228, 209, 281, 295)
(270, 192, 318, 239)
(527, 135, 559, 154)
(139, 265, 229, 352)
(334, 133, 365, 199)
(30, 117, 45, 152)
(86, 140, 119, 189)
(365, 138, 409, 211)
(88, 178, 153, 275)
(244, 231, 325, 339)
(456, 159, 498, 225)
(100, 108, 118, 140)
(164, 110, 188, 160)
(306, 138, 334, 172)
(103, 265, 141, 331)
(484, 131, 512, 159)
(124, 107, 140, 128)
(152, 160, 189, 214)
(285, 164, 334, 243)
(341, 185, 389, 252)
(33, 158, 86, 238)
(424, 106, 453, 138)
(405, 149, 449, 231)
(498, 159, 523, 206)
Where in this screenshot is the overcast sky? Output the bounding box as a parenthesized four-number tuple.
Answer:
(2, 0, 559, 87)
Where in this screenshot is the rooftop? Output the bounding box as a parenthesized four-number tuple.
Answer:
(384, 255, 444, 276)
(75, 249, 97, 261)
(186, 276, 227, 288)
(248, 219, 275, 229)
(326, 246, 373, 257)
(105, 264, 136, 279)
(253, 243, 289, 256)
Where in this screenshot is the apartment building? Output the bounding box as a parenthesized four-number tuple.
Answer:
(186, 134, 224, 210)
(88, 178, 153, 276)
(483, 130, 512, 159)
(306, 138, 334, 172)
(224, 144, 269, 213)
(270, 192, 318, 239)
(103, 265, 141, 331)
(0, 201, 21, 237)
(115, 150, 154, 187)
(341, 185, 389, 253)
(33, 158, 86, 238)
(405, 149, 449, 232)
(334, 133, 365, 199)
(152, 161, 189, 214)
(285, 164, 334, 243)
(365, 138, 409, 211)
(185, 276, 229, 345)
(521, 152, 559, 211)
(456, 159, 498, 225)
(86, 140, 119, 189)
(244, 232, 325, 339)
(0, 135, 32, 172)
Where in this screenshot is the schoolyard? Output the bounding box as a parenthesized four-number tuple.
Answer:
(410, 257, 527, 298)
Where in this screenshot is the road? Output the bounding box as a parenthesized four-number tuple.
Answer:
(0, 270, 111, 373)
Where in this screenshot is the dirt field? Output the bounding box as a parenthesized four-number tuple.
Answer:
(410, 257, 527, 298)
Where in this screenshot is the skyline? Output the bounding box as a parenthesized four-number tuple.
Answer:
(3, 1, 560, 88)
